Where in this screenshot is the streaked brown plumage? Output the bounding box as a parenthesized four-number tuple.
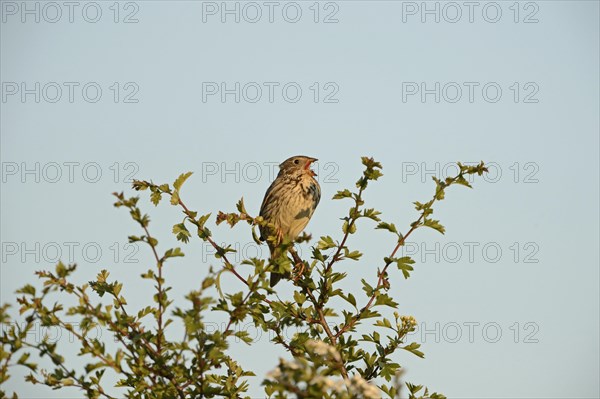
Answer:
(259, 155, 321, 286)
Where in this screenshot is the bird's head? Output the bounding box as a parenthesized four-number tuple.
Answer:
(279, 155, 318, 177)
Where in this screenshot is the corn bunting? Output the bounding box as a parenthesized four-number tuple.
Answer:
(259, 155, 321, 286)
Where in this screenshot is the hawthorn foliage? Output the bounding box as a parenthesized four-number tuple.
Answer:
(0, 158, 487, 398)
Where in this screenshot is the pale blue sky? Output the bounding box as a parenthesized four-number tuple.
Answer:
(1, 1, 599, 397)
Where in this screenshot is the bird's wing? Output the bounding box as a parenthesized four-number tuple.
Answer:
(258, 179, 282, 241)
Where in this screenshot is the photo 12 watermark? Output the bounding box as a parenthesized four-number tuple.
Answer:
(1, 82, 140, 104)
(201, 82, 339, 104)
(213, 319, 540, 345)
(1, 241, 141, 265)
(400, 161, 540, 184)
(406, 321, 540, 344)
(400, 1, 539, 24)
(200, 161, 339, 184)
(1, 162, 139, 184)
(1, 1, 140, 24)
(400, 241, 540, 264)
(1, 319, 538, 346)
(200, 1, 339, 24)
(400, 82, 540, 104)
(200, 241, 310, 263)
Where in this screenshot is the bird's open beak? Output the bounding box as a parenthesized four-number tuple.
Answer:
(305, 158, 318, 176)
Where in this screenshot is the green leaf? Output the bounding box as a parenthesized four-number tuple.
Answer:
(164, 247, 184, 258)
(344, 249, 362, 260)
(383, 363, 401, 382)
(16, 284, 36, 296)
(173, 172, 193, 191)
(456, 174, 473, 188)
(374, 318, 393, 329)
(342, 221, 357, 235)
(197, 213, 212, 228)
(364, 168, 383, 181)
(332, 189, 353, 200)
(293, 291, 306, 306)
(376, 222, 397, 234)
(137, 306, 153, 319)
(131, 180, 148, 191)
(202, 276, 215, 289)
(172, 223, 191, 243)
(113, 282, 122, 296)
(407, 383, 424, 395)
(375, 293, 399, 308)
(234, 330, 254, 344)
(17, 352, 30, 365)
(403, 342, 425, 358)
(236, 197, 248, 214)
(347, 293, 356, 307)
(423, 219, 445, 234)
(381, 384, 397, 399)
(96, 269, 109, 283)
(317, 236, 336, 250)
(394, 256, 415, 279)
(433, 182, 446, 200)
(360, 309, 380, 319)
(362, 208, 382, 221)
(56, 261, 68, 278)
(150, 191, 162, 206)
(361, 279, 375, 297)
(170, 190, 180, 205)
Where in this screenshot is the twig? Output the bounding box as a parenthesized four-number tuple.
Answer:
(140, 223, 165, 356)
(304, 288, 349, 382)
(335, 176, 458, 339)
(325, 186, 364, 273)
(177, 198, 272, 305)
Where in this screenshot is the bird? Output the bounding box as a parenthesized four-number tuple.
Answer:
(259, 155, 321, 287)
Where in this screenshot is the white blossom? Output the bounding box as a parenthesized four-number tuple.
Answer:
(305, 339, 342, 362)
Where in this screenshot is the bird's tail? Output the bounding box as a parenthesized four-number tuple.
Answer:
(269, 246, 290, 287)
(270, 271, 283, 287)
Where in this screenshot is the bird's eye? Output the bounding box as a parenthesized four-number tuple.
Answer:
(294, 159, 300, 164)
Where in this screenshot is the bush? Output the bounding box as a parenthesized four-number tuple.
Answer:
(0, 158, 487, 399)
